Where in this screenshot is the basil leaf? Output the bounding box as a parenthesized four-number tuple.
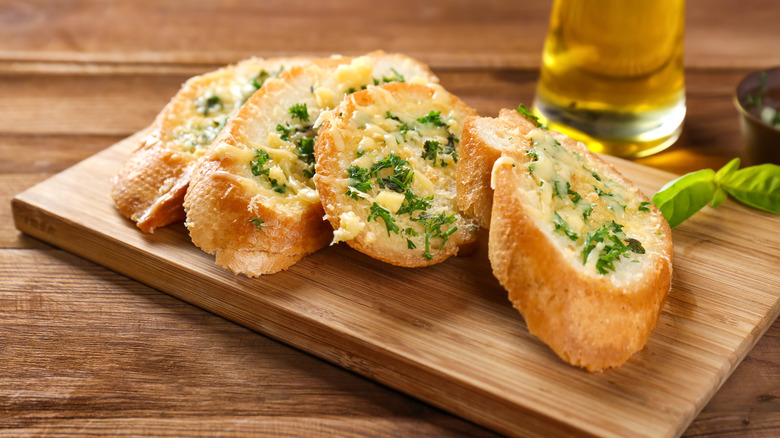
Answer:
(652, 169, 716, 228)
(711, 158, 740, 208)
(720, 163, 780, 214)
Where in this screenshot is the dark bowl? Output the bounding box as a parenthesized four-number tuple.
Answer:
(734, 66, 780, 165)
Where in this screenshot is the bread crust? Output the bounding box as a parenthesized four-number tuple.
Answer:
(185, 53, 438, 276)
(111, 57, 307, 233)
(465, 109, 673, 371)
(314, 82, 479, 267)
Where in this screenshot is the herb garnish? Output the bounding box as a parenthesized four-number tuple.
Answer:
(289, 103, 310, 122)
(345, 165, 372, 200)
(582, 221, 643, 275)
(416, 212, 458, 260)
(652, 158, 780, 228)
(250, 149, 286, 193)
(417, 110, 446, 127)
(368, 202, 399, 236)
(251, 70, 270, 91)
(249, 217, 264, 230)
(385, 111, 413, 135)
(516, 104, 548, 129)
(373, 68, 406, 85)
(276, 124, 291, 141)
(195, 94, 223, 116)
(370, 153, 413, 192)
(396, 191, 433, 216)
(552, 212, 579, 241)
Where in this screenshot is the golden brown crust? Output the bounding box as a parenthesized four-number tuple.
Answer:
(111, 57, 308, 233)
(465, 109, 673, 371)
(314, 82, 479, 267)
(185, 53, 439, 276)
(111, 133, 191, 232)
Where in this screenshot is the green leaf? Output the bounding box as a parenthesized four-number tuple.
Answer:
(720, 163, 780, 214)
(711, 158, 740, 208)
(652, 169, 717, 228)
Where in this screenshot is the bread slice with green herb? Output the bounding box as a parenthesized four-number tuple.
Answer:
(457, 106, 543, 228)
(111, 57, 307, 232)
(462, 108, 673, 371)
(313, 82, 479, 267)
(184, 52, 438, 276)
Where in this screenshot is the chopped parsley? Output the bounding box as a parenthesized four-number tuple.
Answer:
(368, 202, 399, 236)
(345, 165, 372, 200)
(417, 110, 446, 127)
(396, 191, 433, 216)
(594, 185, 610, 197)
(386, 111, 413, 135)
(350, 150, 460, 261)
(251, 70, 270, 91)
(582, 203, 597, 221)
(420, 138, 458, 168)
(250, 149, 271, 177)
(567, 185, 582, 203)
(552, 179, 568, 199)
(370, 153, 413, 193)
(296, 137, 315, 165)
(249, 217, 264, 230)
(552, 212, 579, 241)
(373, 68, 406, 85)
(289, 103, 310, 122)
(582, 221, 644, 275)
(516, 104, 547, 129)
(250, 149, 286, 194)
(276, 124, 291, 141)
(195, 94, 224, 116)
(584, 166, 602, 181)
(416, 212, 458, 260)
(638, 201, 652, 212)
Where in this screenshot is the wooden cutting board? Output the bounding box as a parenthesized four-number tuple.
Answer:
(12, 131, 780, 437)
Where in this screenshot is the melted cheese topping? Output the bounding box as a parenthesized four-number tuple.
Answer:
(334, 84, 474, 259)
(241, 55, 437, 209)
(331, 211, 366, 244)
(170, 59, 282, 156)
(514, 129, 660, 280)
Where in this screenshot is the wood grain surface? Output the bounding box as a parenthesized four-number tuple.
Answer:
(3, 1, 780, 437)
(11, 130, 780, 437)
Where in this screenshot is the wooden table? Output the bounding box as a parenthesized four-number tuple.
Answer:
(2, 1, 778, 436)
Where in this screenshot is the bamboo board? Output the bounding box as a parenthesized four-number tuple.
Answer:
(12, 131, 780, 437)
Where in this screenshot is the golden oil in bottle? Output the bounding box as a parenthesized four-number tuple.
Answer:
(533, 0, 686, 158)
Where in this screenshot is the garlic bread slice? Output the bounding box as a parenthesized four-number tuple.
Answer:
(464, 109, 673, 371)
(111, 57, 306, 232)
(314, 82, 479, 267)
(184, 53, 438, 276)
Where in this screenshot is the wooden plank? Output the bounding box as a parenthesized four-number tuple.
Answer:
(0, 67, 747, 174)
(0, 174, 51, 249)
(1, 0, 778, 69)
(11, 130, 780, 437)
(0, 248, 497, 437)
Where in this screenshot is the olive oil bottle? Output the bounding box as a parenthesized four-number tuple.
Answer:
(533, 0, 686, 158)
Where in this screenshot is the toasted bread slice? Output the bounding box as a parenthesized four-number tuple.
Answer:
(457, 108, 540, 228)
(314, 82, 479, 267)
(462, 109, 673, 371)
(111, 57, 307, 232)
(184, 52, 438, 276)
